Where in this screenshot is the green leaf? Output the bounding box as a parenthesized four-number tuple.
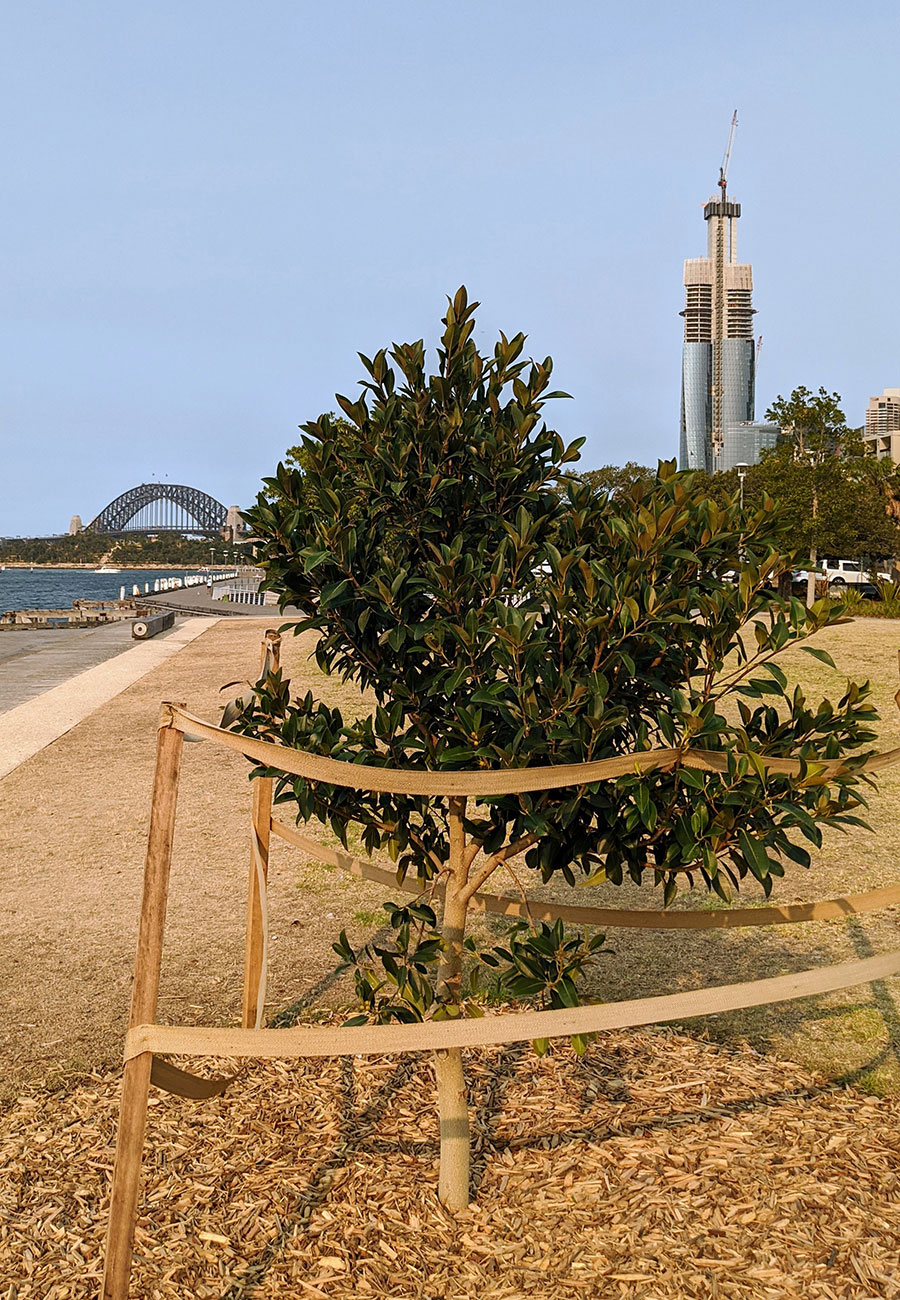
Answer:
(800, 646, 836, 669)
(320, 578, 351, 609)
(780, 840, 811, 869)
(738, 830, 772, 884)
(302, 549, 331, 573)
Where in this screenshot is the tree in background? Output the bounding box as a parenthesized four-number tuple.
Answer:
(571, 462, 655, 496)
(571, 392, 900, 599)
(240, 291, 878, 1209)
(283, 414, 360, 479)
(0, 532, 229, 567)
(758, 387, 900, 605)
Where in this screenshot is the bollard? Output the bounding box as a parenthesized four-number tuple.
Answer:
(132, 611, 175, 640)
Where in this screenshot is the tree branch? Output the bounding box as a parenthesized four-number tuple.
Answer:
(461, 833, 539, 901)
(464, 839, 482, 870)
(501, 858, 536, 929)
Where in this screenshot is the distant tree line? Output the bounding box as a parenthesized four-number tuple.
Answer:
(269, 387, 900, 594)
(574, 388, 900, 572)
(0, 532, 240, 566)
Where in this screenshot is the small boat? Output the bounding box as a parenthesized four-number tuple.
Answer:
(94, 565, 121, 573)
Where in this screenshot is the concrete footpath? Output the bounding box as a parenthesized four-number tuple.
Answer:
(144, 586, 302, 618)
(0, 617, 217, 779)
(0, 621, 141, 714)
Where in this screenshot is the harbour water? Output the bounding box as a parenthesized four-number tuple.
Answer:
(0, 567, 205, 614)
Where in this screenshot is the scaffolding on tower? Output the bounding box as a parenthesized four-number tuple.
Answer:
(711, 110, 738, 461)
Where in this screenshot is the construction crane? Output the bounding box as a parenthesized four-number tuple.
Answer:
(754, 334, 763, 380)
(712, 110, 738, 462)
(719, 109, 738, 199)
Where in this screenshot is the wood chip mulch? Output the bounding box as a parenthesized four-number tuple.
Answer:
(3, 1027, 900, 1299)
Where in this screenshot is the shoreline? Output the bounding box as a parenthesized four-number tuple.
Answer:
(0, 562, 212, 571)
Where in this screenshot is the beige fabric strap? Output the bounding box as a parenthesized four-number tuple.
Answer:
(127, 948, 900, 1064)
(150, 1056, 232, 1098)
(166, 704, 900, 797)
(168, 706, 681, 794)
(269, 819, 900, 930)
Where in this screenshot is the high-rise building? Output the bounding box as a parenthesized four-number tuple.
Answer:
(863, 388, 900, 462)
(679, 176, 763, 473)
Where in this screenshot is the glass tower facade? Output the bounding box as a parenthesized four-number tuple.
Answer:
(722, 420, 780, 471)
(679, 191, 761, 472)
(680, 343, 712, 470)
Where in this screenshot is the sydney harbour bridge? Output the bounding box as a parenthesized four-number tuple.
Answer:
(84, 482, 239, 537)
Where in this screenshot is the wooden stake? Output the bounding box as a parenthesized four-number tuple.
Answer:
(102, 705, 184, 1300)
(241, 631, 280, 1029)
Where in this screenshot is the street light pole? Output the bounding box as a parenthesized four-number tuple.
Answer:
(735, 462, 749, 512)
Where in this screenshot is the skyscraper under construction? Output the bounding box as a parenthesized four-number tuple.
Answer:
(678, 117, 777, 472)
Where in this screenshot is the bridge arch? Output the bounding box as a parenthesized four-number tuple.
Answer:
(86, 483, 228, 535)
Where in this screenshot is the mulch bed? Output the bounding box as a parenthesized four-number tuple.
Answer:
(4, 1027, 900, 1299)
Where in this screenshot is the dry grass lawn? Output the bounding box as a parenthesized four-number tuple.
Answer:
(3, 615, 900, 1098)
(3, 614, 900, 1297)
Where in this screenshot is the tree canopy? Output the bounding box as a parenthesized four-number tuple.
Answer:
(240, 291, 882, 1209)
(243, 295, 875, 908)
(569, 462, 656, 497)
(0, 532, 232, 567)
(753, 387, 900, 564)
(574, 389, 900, 567)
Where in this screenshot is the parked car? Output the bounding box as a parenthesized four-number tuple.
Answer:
(819, 559, 892, 588)
(792, 565, 880, 600)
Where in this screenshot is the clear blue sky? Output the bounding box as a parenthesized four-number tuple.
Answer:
(4, 0, 900, 536)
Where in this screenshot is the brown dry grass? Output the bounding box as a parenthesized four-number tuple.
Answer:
(0, 619, 382, 1104)
(3, 616, 900, 1101)
(5, 616, 900, 1296)
(4, 1030, 900, 1298)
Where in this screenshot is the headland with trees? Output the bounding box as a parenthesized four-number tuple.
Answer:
(0, 531, 244, 568)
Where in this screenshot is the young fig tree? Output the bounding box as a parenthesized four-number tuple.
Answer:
(238, 288, 878, 1210)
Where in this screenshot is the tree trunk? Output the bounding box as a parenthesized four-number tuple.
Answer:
(433, 796, 470, 1211)
(806, 543, 818, 608)
(806, 482, 819, 609)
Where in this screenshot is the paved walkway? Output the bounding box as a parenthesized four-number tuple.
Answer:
(144, 587, 301, 618)
(0, 621, 142, 714)
(0, 617, 217, 779)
